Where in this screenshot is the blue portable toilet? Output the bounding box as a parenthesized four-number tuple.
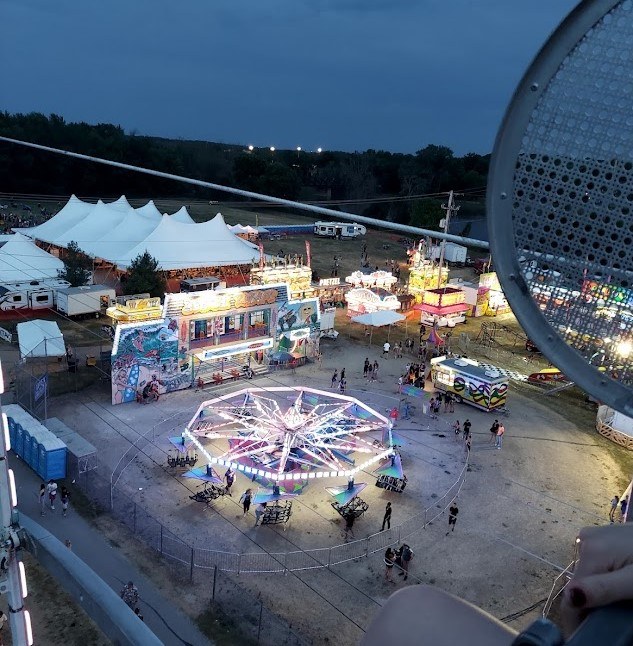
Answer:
(37, 436, 67, 481)
(23, 426, 34, 468)
(14, 422, 24, 459)
(28, 427, 43, 473)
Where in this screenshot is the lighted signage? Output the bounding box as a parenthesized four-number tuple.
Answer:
(251, 267, 312, 295)
(319, 278, 341, 287)
(181, 288, 279, 316)
(345, 270, 397, 289)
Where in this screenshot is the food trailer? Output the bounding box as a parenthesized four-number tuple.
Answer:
(430, 356, 508, 411)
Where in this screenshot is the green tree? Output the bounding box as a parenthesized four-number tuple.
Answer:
(123, 251, 167, 297)
(409, 199, 444, 230)
(57, 241, 91, 286)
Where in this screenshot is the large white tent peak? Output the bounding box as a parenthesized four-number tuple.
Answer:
(135, 200, 162, 221)
(171, 206, 195, 224)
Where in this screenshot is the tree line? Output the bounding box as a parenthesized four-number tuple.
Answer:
(0, 111, 489, 229)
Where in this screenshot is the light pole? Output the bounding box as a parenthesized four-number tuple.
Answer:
(296, 146, 302, 159)
(437, 190, 461, 288)
(0, 361, 32, 645)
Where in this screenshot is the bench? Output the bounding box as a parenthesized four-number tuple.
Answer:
(375, 475, 407, 493)
(331, 496, 369, 519)
(261, 500, 293, 525)
(189, 483, 226, 505)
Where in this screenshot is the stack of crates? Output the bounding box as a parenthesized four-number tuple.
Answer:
(4, 404, 67, 480)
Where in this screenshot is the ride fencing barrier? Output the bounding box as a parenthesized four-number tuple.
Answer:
(74, 456, 468, 643)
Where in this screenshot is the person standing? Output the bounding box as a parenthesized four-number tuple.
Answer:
(463, 419, 472, 440)
(381, 502, 392, 531)
(452, 420, 461, 441)
(343, 510, 356, 542)
(224, 468, 235, 496)
(384, 547, 396, 583)
(398, 544, 414, 581)
(331, 370, 338, 388)
(383, 341, 390, 357)
(363, 358, 370, 378)
(340, 368, 346, 381)
(254, 502, 267, 526)
(372, 360, 379, 382)
(495, 423, 505, 450)
(489, 420, 499, 444)
(120, 581, 139, 610)
(61, 487, 70, 517)
(38, 483, 46, 516)
(46, 479, 58, 510)
(239, 488, 253, 516)
(444, 393, 451, 413)
(621, 495, 629, 522)
(610, 495, 620, 523)
(448, 392, 455, 413)
(339, 378, 347, 394)
(464, 435, 472, 455)
(447, 503, 459, 534)
(397, 375, 403, 394)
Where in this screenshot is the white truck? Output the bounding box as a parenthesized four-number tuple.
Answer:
(56, 285, 116, 317)
(314, 222, 367, 239)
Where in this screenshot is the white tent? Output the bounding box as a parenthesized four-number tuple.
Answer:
(17, 320, 65, 359)
(54, 199, 133, 247)
(135, 200, 162, 221)
(352, 311, 405, 326)
(171, 206, 195, 224)
(16, 194, 93, 243)
(116, 213, 259, 270)
(0, 234, 64, 283)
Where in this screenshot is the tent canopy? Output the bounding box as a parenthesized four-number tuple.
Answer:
(17, 320, 65, 359)
(0, 234, 64, 283)
(351, 311, 405, 327)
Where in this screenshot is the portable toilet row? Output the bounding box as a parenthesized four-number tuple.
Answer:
(4, 404, 67, 480)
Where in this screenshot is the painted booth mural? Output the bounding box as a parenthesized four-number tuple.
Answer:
(276, 298, 320, 356)
(111, 321, 187, 404)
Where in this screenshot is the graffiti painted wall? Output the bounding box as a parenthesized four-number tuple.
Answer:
(111, 321, 189, 404)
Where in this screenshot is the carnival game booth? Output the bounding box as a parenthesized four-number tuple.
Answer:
(408, 263, 449, 302)
(478, 272, 511, 316)
(110, 283, 320, 404)
(313, 277, 351, 308)
(417, 287, 469, 327)
(250, 262, 315, 300)
(346, 288, 401, 318)
(345, 270, 397, 291)
(430, 356, 508, 412)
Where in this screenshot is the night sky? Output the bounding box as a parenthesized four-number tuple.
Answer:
(2, 0, 578, 154)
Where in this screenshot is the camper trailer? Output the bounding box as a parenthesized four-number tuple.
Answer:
(313, 222, 367, 239)
(430, 356, 508, 412)
(0, 279, 70, 311)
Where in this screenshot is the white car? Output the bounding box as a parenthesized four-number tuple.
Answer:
(420, 313, 466, 328)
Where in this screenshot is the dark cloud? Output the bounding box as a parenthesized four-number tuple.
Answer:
(1, 0, 578, 154)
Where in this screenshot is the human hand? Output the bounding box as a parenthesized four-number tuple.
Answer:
(561, 523, 633, 636)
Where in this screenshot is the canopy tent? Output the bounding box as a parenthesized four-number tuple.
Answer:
(171, 206, 195, 224)
(17, 197, 262, 272)
(0, 234, 64, 283)
(228, 223, 248, 233)
(351, 310, 405, 344)
(17, 320, 65, 359)
(115, 213, 259, 270)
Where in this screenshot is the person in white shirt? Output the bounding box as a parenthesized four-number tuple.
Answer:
(383, 342, 391, 356)
(46, 480, 58, 510)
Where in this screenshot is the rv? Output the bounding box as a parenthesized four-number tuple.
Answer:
(0, 279, 70, 311)
(313, 222, 367, 239)
(56, 285, 116, 317)
(180, 277, 226, 293)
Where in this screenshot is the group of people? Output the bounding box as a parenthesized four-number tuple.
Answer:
(488, 419, 506, 449)
(383, 543, 414, 582)
(609, 494, 629, 523)
(331, 368, 348, 392)
(120, 580, 143, 621)
(38, 480, 70, 517)
(362, 359, 380, 382)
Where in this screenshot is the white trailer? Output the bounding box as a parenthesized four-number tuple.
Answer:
(428, 242, 467, 264)
(56, 285, 116, 317)
(0, 279, 70, 311)
(314, 222, 367, 239)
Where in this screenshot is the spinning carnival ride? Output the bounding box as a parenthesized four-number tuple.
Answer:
(183, 387, 394, 491)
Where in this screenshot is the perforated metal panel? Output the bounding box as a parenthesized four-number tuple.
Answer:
(488, 0, 633, 415)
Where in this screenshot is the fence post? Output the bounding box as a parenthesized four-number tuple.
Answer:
(159, 524, 163, 554)
(257, 601, 263, 644)
(212, 565, 217, 601)
(190, 547, 195, 583)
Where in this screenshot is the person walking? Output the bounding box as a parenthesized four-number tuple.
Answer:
(444, 393, 451, 413)
(447, 503, 459, 534)
(610, 495, 620, 523)
(343, 510, 356, 542)
(61, 487, 70, 517)
(38, 483, 46, 516)
(46, 479, 58, 510)
(448, 392, 455, 413)
(463, 419, 472, 440)
(382, 341, 390, 357)
(398, 544, 414, 581)
(120, 581, 139, 610)
(340, 368, 346, 381)
(384, 547, 396, 583)
(331, 370, 338, 388)
(339, 378, 347, 394)
(495, 423, 505, 450)
(224, 468, 235, 496)
(254, 502, 267, 526)
(239, 488, 253, 516)
(381, 502, 392, 531)
(464, 435, 472, 455)
(489, 420, 499, 444)
(452, 420, 461, 441)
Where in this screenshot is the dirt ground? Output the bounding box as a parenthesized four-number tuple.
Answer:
(43, 327, 633, 645)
